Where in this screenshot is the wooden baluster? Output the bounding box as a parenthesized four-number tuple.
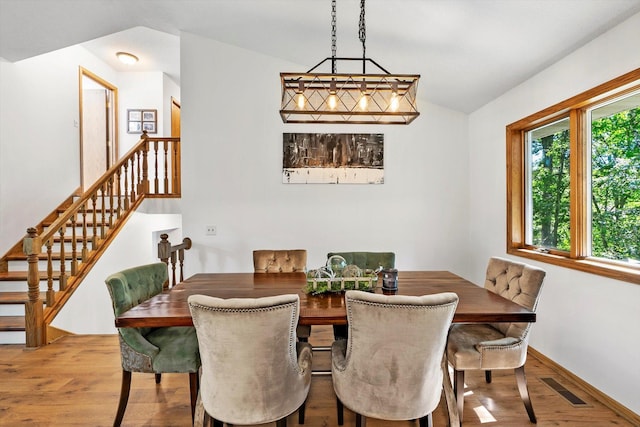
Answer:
(122, 162, 129, 210)
(91, 193, 98, 249)
(172, 139, 180, 194)
(157, 233, 171, 290)
(170, 251, 177, 288)
(154, 140, 160, 194)
(163, 140, 169, 194)
(116, 168, 123, 218)
(23, 227, 45, 348)
(81, 202, 89, 262)
(46, 236, 54, 306)
(100, 182, 106, 239)
(178, 248, 185, 282)
(108, 176, 114, 228)
(58, 226, 67, 291)
(129, 157, 136, 204)
(140, 137, 149, 195)
(70, 212, 78, 275)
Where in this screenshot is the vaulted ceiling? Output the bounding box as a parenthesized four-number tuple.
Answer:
(1, 0, 639, 113)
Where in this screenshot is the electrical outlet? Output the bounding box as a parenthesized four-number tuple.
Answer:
(206, 225, 217, 236)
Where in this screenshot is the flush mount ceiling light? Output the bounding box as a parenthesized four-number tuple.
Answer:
(280, 0, 420, 125)
(116, 51, 139, 65)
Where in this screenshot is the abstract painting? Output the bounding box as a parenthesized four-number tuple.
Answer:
(283, 133, 384, 184)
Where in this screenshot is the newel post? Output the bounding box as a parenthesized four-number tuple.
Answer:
(157, 233, 171, 290)
(23, 227, 45, 348)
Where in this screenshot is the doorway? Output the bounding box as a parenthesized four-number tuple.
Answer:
(79, 67, 118, 191)
(171, 97, 180, 137)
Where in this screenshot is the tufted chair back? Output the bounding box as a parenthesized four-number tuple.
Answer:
(446, 256, 546, 424)
(332, 290, 458, 424)
(484, 256, 546, 340)
(188, 293, 312, 425)
(253, 249, 307, 273)
(326, 251, 395, 270)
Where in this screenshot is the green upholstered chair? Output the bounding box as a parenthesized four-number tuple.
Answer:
(332, 291, 458, 427)
(327, 251, 395, 271)
(188, 293, 312, 427)
(446, 257, 546, 424)
(105, 262, 201, 427)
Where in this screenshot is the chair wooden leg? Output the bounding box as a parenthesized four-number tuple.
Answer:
(454, 369, 465, 424)
(114, 370, 131, 427)
(298, 399, 306, 424)
(515, 366, 537, 423)
(337, 398, 344, 425)
(189, 372, 198, 422)
(485, 370, 492, 383)
(419, 413, 433, 427)
(155, 373, 161, 384)
(355, 413, 367, 427)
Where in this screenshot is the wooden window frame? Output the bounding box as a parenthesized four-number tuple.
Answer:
(506, 68, 640, 285)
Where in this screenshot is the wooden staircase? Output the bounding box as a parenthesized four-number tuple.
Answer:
(0, 132, 181, 346)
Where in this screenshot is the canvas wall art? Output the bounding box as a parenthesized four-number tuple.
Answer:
(283, 133, 384, 184)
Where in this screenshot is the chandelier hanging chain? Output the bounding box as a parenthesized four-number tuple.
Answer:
(359, 0, 366, 73)
(331, 0, 337, 73)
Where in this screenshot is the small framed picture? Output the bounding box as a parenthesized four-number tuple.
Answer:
(142, 121, 156, 133)
(127, 109, 157, 134)
(128, 121, 142, 133)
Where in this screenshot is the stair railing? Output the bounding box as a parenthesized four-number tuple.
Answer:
(157, 233, 192, 289)
(21, 132, 181, 348)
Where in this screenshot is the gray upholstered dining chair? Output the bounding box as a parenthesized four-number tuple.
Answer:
(332, 290, 459, 427)
(446, 256, 546, 424)
(327, 251, 396, 341)
(253, 249, 307, 273)
(188, 293, 312, 427)
(104, 262, 201, 427)
(253, 249, 311, 340)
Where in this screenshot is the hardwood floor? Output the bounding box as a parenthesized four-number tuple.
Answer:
(0, 327, 634, 426)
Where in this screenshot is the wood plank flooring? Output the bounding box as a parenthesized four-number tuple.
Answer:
(0, 327, 635, 426)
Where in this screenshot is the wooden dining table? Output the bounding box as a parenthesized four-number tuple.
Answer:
(114, 270, 535, 427)
(115, 270, 535, 328)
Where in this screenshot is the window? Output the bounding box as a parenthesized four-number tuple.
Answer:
(507, 68, 640, 284)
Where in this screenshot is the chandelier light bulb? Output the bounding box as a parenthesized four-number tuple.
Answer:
(358, 81, 368, 110)
(296, 81, 306, 109)
(296, 93, 306, 109)
(390, 92, 399, 112)
(327, 79, 338, 110)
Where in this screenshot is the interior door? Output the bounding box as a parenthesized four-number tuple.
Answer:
(171, 97, 180, 137)
(79, 68, 117, 191)
(81, 89, 108, 187)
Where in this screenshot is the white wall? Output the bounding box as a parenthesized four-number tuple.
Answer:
(0, 45, 118, 249)
(467, 12, 640, 414)
(179, 32, 470, 276)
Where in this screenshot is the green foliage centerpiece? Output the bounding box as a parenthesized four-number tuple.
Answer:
(304, 255, 380, 295)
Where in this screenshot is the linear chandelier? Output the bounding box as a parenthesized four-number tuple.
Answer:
(280, 0, 420, 125)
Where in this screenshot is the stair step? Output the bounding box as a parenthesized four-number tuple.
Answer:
(0, 316, 25, 331)
(0, 292, 29, 304)
(0, 271, 61, 281)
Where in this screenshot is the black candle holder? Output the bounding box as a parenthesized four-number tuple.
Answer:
(381, 268, 398, 291)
